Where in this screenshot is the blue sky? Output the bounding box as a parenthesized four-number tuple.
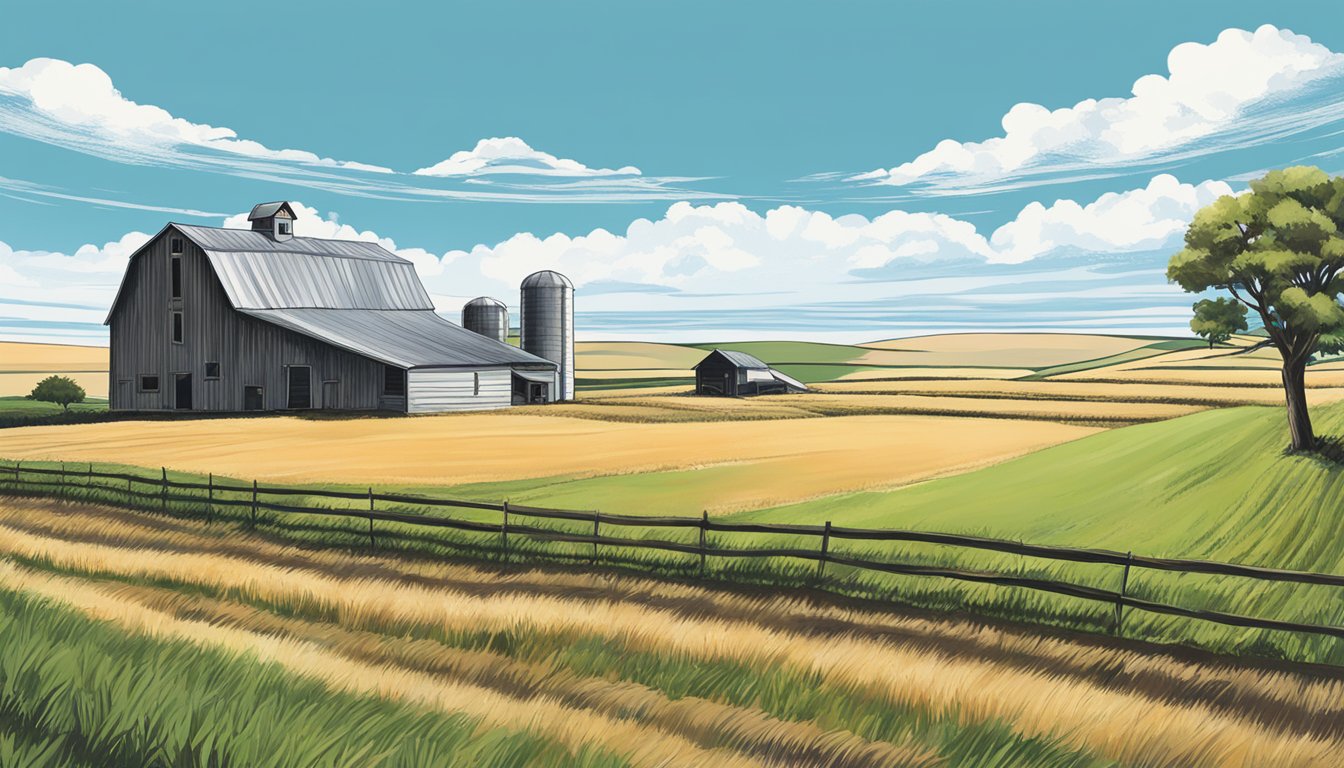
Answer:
(2, 1, 1343, 344)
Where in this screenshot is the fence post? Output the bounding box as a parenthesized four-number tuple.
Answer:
(126, 476, 131, 508)
(206, 473, 213, 524)
(699, 511, 708, 577)
(12, 460, 19, 488)
(1114, 551, 1133, 635)
(60, 462, 66, 498)
(368, 487, 376, 550)
(817, 521, 832, 583)
(592, 512, 600, 566)
(87, 462, 93, 489)
(160, 467, 167, 513)
(251, 479, 258, 527)
(501, 501, 510, 562)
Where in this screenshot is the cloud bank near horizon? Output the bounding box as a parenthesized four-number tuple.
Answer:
(0, 174, 1230, 345)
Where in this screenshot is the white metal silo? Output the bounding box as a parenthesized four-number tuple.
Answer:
(461, 296, 509, 343)
(519, 270, 574, 401)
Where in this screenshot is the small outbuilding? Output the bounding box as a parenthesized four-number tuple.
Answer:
(693, 349, 809, 397)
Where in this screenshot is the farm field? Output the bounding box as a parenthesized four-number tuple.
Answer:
(0, 412, 1101, 513)
(0, 341, 108, 399)
(0, 496, 1339, 768)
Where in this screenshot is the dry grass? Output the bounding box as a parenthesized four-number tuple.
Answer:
(0, 562, 773, 768)
(1, 498, 1341, 768)
(0, 412, 1099, 504)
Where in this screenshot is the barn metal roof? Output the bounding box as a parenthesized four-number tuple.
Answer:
(207, 250, 433, 310)
(241, 308, 555, 369)
(174, 224, 406, 261)
(697, 349, 770, 370)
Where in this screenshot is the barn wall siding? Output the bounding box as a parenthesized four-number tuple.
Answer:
(109, 227, 391, 413)
(407, 367, 511, 413)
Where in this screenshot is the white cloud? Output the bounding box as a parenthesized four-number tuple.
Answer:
(856, 25, 1344, 190)
(0, 58, 392, 172)
(445, 175, 1226, 291)
(0, 59, 711, 203)
(987, 174, 1232, 263)
(414, 137, 640, 177)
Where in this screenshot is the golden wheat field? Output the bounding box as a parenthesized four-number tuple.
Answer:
(0, 497, 1339, 768)
(0, 341, 109, 398)
(0, 412, 1100, 506)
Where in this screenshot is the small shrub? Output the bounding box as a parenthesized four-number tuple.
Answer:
(28, 376, 86, 411)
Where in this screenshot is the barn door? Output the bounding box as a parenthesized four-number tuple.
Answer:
(286, 366, 311, 409)
(174, 373, 192, 410)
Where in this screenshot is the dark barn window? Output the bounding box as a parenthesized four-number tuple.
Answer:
(170, 237, 184, 255)
(278, 220, 292, 235)
(171, 256, 182, 299)
(139, 375, 159, 392)
(204, 361, 220, 379)
(383, 365, 406, 396)
(171, 311, 184, 343)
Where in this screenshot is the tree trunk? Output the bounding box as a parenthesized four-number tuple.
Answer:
(1282, 356, 1315, 451)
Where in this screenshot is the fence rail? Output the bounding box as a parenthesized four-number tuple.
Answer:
(3, 459, 1344, 644)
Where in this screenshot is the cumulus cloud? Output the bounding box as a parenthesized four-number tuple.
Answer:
(414, 137, 640, 177)
(0, 58, 711, 203)
(988, 175, 1232, 263)
(446, 174, 1227, 291)
(855, 25, 1344, 191)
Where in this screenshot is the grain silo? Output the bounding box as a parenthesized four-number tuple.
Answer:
(461, 296, 509, 343)
(520, 270, 574, 401)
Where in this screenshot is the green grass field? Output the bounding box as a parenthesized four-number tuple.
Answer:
(0, 587, 626, 768)
(0, 396, 107, 416)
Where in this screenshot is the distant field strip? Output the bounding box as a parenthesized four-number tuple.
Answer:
(0, 496, 1340, 768)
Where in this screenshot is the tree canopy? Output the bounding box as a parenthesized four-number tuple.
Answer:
(1168, 166, 1344, 450)
(1189, 297, 1247, 348)
(28, 375, 86, 411)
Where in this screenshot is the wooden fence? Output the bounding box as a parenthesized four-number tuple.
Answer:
(3, 459, 1344, 643)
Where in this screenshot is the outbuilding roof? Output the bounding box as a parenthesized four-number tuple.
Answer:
(695, 349, 770, 370)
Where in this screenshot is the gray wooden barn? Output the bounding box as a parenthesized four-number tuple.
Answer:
(106, 202, 558, 413)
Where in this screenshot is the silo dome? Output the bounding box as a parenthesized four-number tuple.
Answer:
(461, 296, 509, 343)
(520, 270, 575, 289)
(520, 270, 575, 401)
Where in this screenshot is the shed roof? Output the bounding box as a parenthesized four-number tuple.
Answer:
(242, 308, 552, 369)
(695, 349, 770, 370)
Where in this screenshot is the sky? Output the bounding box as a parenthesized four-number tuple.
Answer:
(2, 1, 1343, 345)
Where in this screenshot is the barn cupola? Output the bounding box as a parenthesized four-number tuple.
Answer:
(248, 201, 297, 242)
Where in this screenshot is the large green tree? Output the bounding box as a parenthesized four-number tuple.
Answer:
(1189, 297, 1247, 349)
(1168, 166, 1344, 451)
